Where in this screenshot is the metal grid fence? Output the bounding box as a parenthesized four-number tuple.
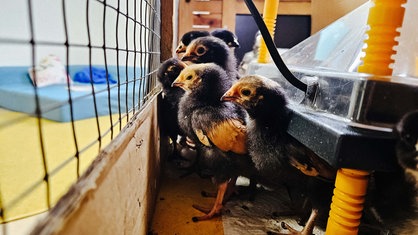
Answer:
(0, 0, 161, 230)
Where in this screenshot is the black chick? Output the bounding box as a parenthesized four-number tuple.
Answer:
(176, 29, 240, 55)
(222, 75, 336, 235)
(211, 28, 240, 48)
(157, 58, 189, 160)
(364, 110, 418, 234)
(392, 110, 418, 234)
(396, 110, 418, 179)
(172, 63, 255, 222)
(175, 30, 210, 54)
(181, 36, 239, 80)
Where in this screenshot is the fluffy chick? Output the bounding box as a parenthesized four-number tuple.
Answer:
(175, 30, 210, 54)
(211, 28, 240, 48)
(172, 63, 255, 222)
(396, 110, 418, 181)
(157, 58, 186, 98)
(393, 110, 418, 234)
(365, 110, 418, 234)
(181, 36, 239, 80)
(176, 29, 240, 55)
(157, 58, 187, 158)
(222, 75, 336, 234)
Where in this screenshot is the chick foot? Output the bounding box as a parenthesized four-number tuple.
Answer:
(269, 209, 318, 235)
(191, 180, 228, 222)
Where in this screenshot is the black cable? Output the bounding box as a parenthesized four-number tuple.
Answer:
(243, 0, 307, 92)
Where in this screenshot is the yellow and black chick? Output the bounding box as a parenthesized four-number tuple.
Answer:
(222, 75, 336, 235)
(172, 63, 256, 222)
(181, 36, 239, 80)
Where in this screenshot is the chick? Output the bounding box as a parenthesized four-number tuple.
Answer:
(157, 58, 188, 159)
(175, 30, 210, 54)
(172, 63, 255, 222)
(392, 110, 418, 234)
(157, 58, 186, 99)
(396, 110, 418, 181)
(181, 36, 239, 80)
(363, 169, 417, 235)
(364, 110, 418, 234)
(211, 28, 240, 48)
(222, 75, 336, 234)
(176, 29, 240, 56)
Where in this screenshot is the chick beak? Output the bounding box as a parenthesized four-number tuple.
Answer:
(181, 52, 197, 62)
(171, 76, 183, 88)
(228, 38, 240, 48)
(175, 42, 186, 54)
(171, 81, 182, 88)
(176, 46, 185, 54)
(221, 89, 240, 102)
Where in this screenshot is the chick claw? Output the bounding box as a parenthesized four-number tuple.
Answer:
(191, 203, 223, 222)
(191, 181, 228, 222)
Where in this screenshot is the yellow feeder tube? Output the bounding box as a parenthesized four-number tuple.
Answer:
(257, 0, 279, 63)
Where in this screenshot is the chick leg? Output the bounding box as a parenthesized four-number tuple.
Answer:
(192, 181, 228, 222)
(273, 208, 318, 235)
(201, 176, 238, 200)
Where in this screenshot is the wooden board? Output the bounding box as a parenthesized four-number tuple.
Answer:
(30, 95, 162, 235)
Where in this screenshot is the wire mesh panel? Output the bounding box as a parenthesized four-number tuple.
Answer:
(0, 0, 161, 231)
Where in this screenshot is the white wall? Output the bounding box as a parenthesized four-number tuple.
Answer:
(0, 0, 151, 66)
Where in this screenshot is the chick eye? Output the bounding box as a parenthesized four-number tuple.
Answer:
(241, 89, 251, 96)
(196, 46, 206, 55)
(403, 133, 416, 144)
(186, 75, 193, 80)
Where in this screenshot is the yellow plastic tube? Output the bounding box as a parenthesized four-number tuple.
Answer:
(257, 0, 279, 63)
(326, 169, 370, 235)
(357, 0, 406, 77)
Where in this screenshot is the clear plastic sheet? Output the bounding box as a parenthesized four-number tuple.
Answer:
(248, 2, 418, 129)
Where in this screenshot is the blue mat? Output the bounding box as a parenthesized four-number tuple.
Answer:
(0, 66, 148, 122)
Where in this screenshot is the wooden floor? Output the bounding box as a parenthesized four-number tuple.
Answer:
(150, 162, 325, 235)
(150, 163, 224, 234)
